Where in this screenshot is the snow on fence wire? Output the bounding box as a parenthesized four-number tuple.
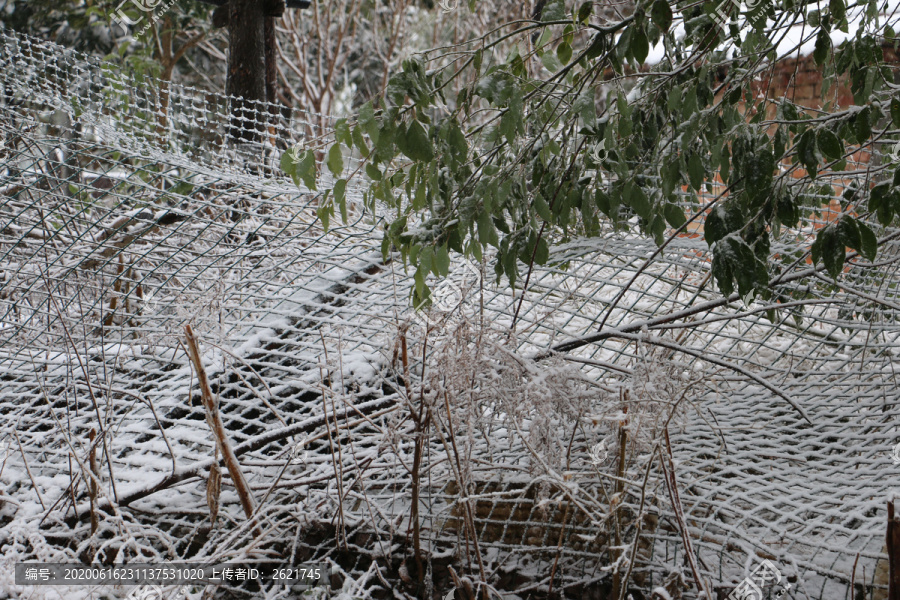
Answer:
(1, 28, 900, 600)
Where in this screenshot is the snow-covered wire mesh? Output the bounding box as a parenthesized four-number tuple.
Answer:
(1, 28, 900, 600)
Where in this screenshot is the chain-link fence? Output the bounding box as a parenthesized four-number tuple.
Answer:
(2, 28, 900, 600)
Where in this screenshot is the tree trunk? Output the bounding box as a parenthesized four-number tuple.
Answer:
(226, 0, 268, 143)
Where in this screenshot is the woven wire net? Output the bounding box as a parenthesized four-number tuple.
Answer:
(1, 28, 899, 600)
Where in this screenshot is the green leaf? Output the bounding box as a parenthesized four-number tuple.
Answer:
(541, 50, 563, 72)
(681, 86, 697, 120)
(577, 1, 593, 22)
(813, 29, 831, 65)
(296, 149, 317, 191)
(835, 215, 861, 254)
(812, 226, 845, 278)
(808, 9, 820, 26)
(374, 119, 396, 158)
(434, 244, 451, 276)
(573, 90, 597, 126)
(334, 118, 352, 148)
(869, 181, 895, 226)
(585, 33, 607, 60)
(705, 200, 742, 246)
(651, 0, 674, 32)
(413, 267, 428, 304)
(773, 126, 787, 158)
(817, 129, 843, 161)
(630, 26, 649, 64)
(413, 179, 427, 210)
(664, 202, 687, 228)
(352, 126, 370, 157)
(280, 148, 297, 176)
(557, 42, 573, 65)
(534, 237, 550, 265)
(536, 28, 554, 50)
(667, 85, 682, 112)
(534, 193, 553, 222)
(595, 189, 611, 217)
(712, 251, 734, 296)
(358, 101, 378, 142)
(834, 215, 878, 262)
(796, 130, 818, 178)
(719, 142, 731, 183)
(400, 120, 435, 162)
(334, 179, 348, 223)
(688, 153, 704, 191)
(649, 214, 666, 246)
(626, 182, 652, 219)
(365, 163, 382, 181)
(853, 106, 872, 143)
(502, 248, 518, 287)
(776, 192, 799, 227)
(822, 232, 845, 278)
(317, 203, 331, 232)
(394, 121, 411, 158)
(830, 0, 845, 22)
(857, 219, 878, 261)
(711, 235, 763, 297)
(892, 98, 900, 128)
(326, 143, 344, 176)
(500, 111, 520, 143)
(419, 245, 434, 278)
(616, 27, 633, 63)
(729, 237, 761, 297)
(477, 210, 499, 247)
(447, 122, 468, 162)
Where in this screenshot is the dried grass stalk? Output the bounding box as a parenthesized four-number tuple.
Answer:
(206, 457, 221, 526)
(184, 324, 257, 527)
(88, 428, 99, 536)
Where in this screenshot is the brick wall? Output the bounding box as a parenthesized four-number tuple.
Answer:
(681, 45, 900, 240)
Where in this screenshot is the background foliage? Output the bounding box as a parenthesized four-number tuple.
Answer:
(281, 0, 898, 315)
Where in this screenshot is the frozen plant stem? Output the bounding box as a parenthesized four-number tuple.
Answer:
(89, 428, 99, 537)
(318, 332, 348, 549)
(403, 328, 428, 593)
(611, 399, 628, 600)
(887, 501, 900, 600)
(662, 427, 711, 598)
(12, 430, 45, 511)
(184, 325, 258, 534)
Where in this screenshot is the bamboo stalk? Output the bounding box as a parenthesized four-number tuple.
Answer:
(184, 325, 258, 531)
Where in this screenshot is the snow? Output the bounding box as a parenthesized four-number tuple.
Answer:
(1, 25, 899, 600)
(642, 0, 900, 64)
(651, 587, 673, 600)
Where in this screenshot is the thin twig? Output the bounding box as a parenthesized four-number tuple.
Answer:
(318, 330, 349, 549)
(13, 430, 45, 511)
(88, 428, 99, 536)
(661, 427, 712, 599)
(618, 442, 658, 600)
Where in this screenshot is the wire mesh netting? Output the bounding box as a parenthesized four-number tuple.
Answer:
(1, 28, 900, 600)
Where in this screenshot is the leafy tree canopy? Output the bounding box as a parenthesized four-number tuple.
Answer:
(0, 0, 118, 52)
(294, 0, 898, 312)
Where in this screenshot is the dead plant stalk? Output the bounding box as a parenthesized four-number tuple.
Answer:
(662, 427, 712, 599)
(184, 325, 258, 532)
